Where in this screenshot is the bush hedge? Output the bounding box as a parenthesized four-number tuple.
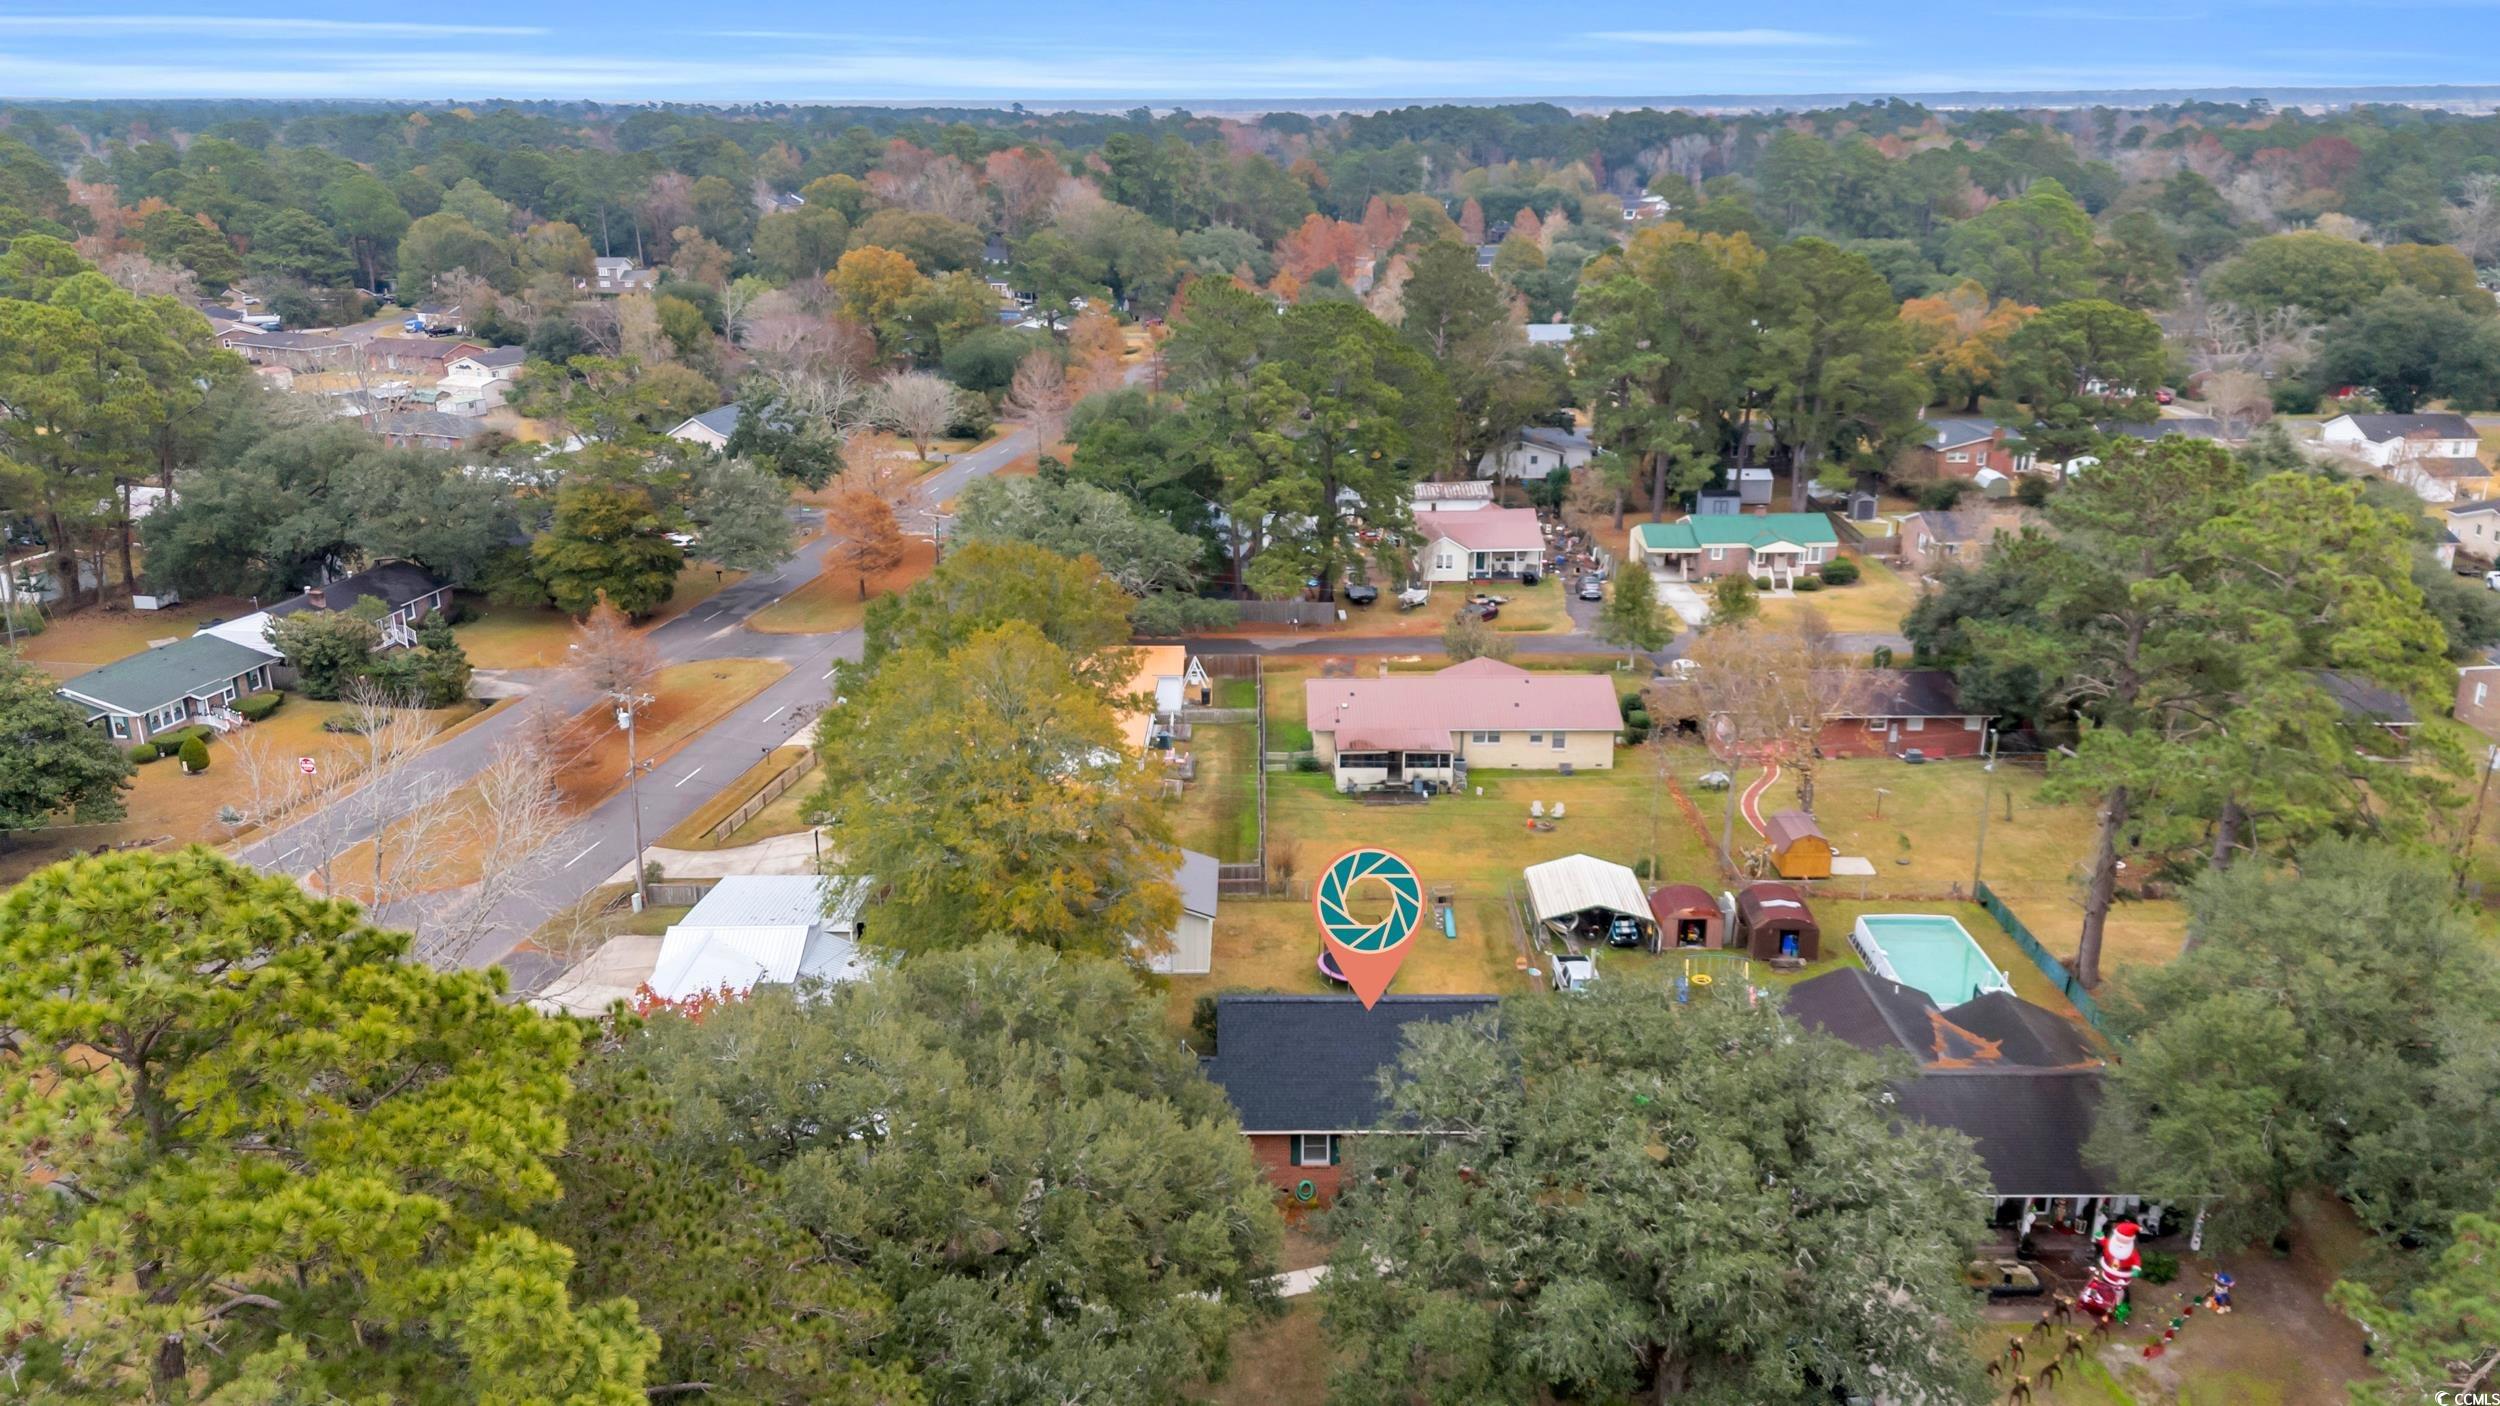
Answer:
(128, 743, 162, 765)
(1818, 558, 1861, 586)
(152, 724, 213, 758)
(178, 736, 211, 773)
(1793, 577, 1824, 592)
(235, 691, 284, 722)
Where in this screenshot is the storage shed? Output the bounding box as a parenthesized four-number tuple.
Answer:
(1763, 810, 1833, 880)
(1735, 883, 1821, 963)
(1646, 883, 1724, 950)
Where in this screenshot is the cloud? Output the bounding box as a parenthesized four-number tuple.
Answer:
(1582, 29, 1865, 47)
(0, 15, 547, 38)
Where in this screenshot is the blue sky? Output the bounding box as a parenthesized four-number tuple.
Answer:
(0, 4, 2488, 102)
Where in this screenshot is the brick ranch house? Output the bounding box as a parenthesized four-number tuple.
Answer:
(1819, 668, 1995, 758)
(1630, 512, 1838, 590)
(1201, 993, 1499, 1203)
(1904, 417, 2030, 480)
(1305, 658, 1623, 792)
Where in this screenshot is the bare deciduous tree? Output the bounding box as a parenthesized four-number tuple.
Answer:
(417, 720, 574, 965)
(565, 599, 660, 710)
(1005, 349, 1076, 448)
(2453, 173, 2500, 265)
(871, 370, 968, 462)
(1657, 611, 1861, 814)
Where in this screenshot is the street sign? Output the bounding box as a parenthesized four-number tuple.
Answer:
(298, 756, 317, 775)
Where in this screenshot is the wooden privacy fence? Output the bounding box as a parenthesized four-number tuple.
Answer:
(1974, 880, 2114, 1041)
(704, 749, 818, 845)
(1194, 653, 1258, 678)
(1233, 600, 1338, 626)
(1833, 515, 1899, 559)
(603, 879, 715, 911)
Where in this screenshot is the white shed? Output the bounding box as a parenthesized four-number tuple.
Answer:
(1147, 848, 1222, 975)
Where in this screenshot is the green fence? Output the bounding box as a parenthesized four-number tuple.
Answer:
(1974, 881, 2114, 1042)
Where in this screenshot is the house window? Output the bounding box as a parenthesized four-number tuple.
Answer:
(1472, 730, 1501, 743)
(1804, 547, 1823, 564)
(1907, 718, 1926, 732)
(1864, 717, 1885, 731)
(2479, 682, 2490, 707)
(108, 715, 129, 740)
(1551, 732, 1566, 750)
(1292, 1134, 1339, 1167)
(1946, 451, 1970, 463)
(1964, 717, 1982, 731)
(1528, 733, 1543, 744)
(1708, 548, 1725, 562)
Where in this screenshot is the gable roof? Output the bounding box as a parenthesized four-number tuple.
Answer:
(1518, 425, 1591, 453)
(1201, 994, 1501, 1132)
(674, 404, 742, 440)
(1175, 848, 1220, 919)
(2308, 669, 2417, 726)
(266, 561, 448, 621)
(680, 874, 871, 930)
(1826, 668, 1974, 720)
(2412, 455, 2490, 479)
(1413, 479, 1495, 503)
(1782, 967, 1942, 1055)
(1921, 416, 2002, 449)
(1423, 506, 1544, 552)
(2447, 497, 2500, 516)
(1942, 990, 2101, 1068)
(1763, 810, 1826, 851)
(2333, 411, 2480, 442)
(1523, 853, 1650, 924)
(58, 634, 278, 714)
(1306, 660, 1624, 752)
(458, 345, 527, 370)
(1892, 1071, 2112, 1195)
(1646, 883, 1717, 921)
(1734, 882, 1818, 931)
(1633, 513, 1839, 554)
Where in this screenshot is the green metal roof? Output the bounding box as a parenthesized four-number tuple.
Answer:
(56, 634, 277, 715)
(1633, 514, 1840, 554)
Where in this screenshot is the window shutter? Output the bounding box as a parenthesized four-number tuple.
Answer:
(1328, 1135, 1341, 1165)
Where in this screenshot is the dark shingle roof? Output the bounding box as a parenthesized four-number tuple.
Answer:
(2338, 412, 2479, 442)
(2098, 417, 2222, 441)
(1782, 968, 1940, 1055)
(1921, 416, 2001, 448)
(679, 404, 742, 439)
(58, 634, 278, 714)
(1892, 1070, 2112, 1195)
(1942, 990, 2101, 1068)
(267, 562, 447, 622)
(1823, 668, 1971, 720)
(1201, 995, 1499, 1133)
(2308, 669, 2417, 726)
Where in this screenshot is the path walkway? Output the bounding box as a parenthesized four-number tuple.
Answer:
(1737, 761, 1781, 838)
(612, 830, 824, 884)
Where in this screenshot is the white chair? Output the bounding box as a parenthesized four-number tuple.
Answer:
(1550, 803, 1566, 821)
(1529, 801, 1545, 819)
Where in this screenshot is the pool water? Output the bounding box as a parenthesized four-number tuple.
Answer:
(1851, 914, 2012, 1007)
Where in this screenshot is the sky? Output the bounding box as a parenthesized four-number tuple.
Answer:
(0, 4, 2492, 103)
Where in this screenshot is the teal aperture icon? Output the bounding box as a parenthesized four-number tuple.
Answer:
(1315, 847, 1422, 953)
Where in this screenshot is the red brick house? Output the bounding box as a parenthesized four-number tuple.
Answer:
(1200, 993, 1499, 1203)
(1818, 668, 1992, 758)
(1906, 417, 2029, 481)
(2458, 664, 2500, 744)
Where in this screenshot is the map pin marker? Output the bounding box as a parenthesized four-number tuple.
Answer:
(1314, 846, 1422, 1010)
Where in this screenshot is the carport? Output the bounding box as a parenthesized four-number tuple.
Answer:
(1524, 854, 1655, 948)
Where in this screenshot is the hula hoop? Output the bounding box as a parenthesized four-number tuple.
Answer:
(1313, 847, 1423, 953)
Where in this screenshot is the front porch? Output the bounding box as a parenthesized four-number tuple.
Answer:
(1333, 748, 1461, 795)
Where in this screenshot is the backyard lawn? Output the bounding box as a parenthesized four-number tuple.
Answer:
(1166, 717, 1259, 863)
(1324, 577, 1576, 637)
(1756, 554, 1921, 635)
(454, 562, 745, 669)
(747, 536, 937, 635)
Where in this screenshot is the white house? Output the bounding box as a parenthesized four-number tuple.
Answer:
(439, 346, 526, 415)
(2450, 498, 2500, 565)
(1147, 849, 1221, 975)
(580, 256, 659, 295)
(1476, 426, 1593, 480)
(1416, 507, 1545, 582)
(2319, 412, 2481, 468)
(645, 875, 875, 1003)
(667, 404, 741, 450)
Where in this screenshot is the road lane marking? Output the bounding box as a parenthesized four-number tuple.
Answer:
(762, 705, 786, 722)
(560, 842, 601, 870)
(823, 667, 838, 679)
(673, 766, 704, 788)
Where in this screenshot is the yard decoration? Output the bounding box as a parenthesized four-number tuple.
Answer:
(1313, 846, 1423, 1009)
(2077, 1219, 2143, 1320)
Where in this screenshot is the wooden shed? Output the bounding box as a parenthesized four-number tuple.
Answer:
(1735, 883, 1821, 963)
(1763, 810, 1833, 881)
(1646, 883, 1724, 950)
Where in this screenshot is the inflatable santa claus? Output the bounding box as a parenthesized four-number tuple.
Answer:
(2077, 1220, 2143, 1319)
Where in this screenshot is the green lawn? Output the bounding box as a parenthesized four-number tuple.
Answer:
(1757, 554, 1921, 635)
(1168, 719, 1259, 863)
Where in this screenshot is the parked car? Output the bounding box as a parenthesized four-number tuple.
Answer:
(1899, 748, 1927, 765)
(2154, 387, 2176, 405)
(1471, 600, 1501, 621)
(1343, 583, 1380, 606)
(1606, 916, 1645, 948)
(1963, 1259, 2045, 1299)
(1578, 577, 1605, 601)
(1548, 952, 1598, 991)
(1695, 770, 1732, 790)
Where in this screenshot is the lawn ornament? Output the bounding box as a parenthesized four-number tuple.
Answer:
(2077, 1219, 2143, 1319)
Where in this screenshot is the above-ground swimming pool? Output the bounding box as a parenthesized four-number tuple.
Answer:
(1850, 914, 2013, 1007)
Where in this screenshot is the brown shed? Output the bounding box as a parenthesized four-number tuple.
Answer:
(1735, 883, 1821, 963)
(1763, 810, 1833, 880)
(1646, 883, 1724, 950)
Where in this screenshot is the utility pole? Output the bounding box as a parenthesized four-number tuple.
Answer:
(619, 692, 654, 911)
(1970, 727, 2000, 898)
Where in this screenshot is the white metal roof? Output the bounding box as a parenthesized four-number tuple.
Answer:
(1523, 854, 1651, 924)
(646, 924, 870, 1001)
(680, 874, 869, 930)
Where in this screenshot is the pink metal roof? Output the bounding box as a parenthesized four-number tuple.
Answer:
(1420, 507, 1545, 552)
(1306, 660, 1624, 751)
